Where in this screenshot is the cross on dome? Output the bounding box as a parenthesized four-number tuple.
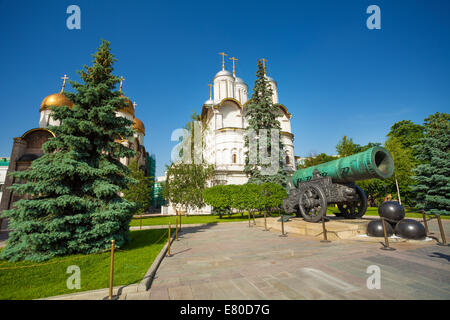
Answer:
(60, 74, 69, 93)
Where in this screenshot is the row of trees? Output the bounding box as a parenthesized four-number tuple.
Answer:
(202, 183, 287, 219)
(299, 113, 449, 216)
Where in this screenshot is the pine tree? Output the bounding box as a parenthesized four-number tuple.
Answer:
(411, 112, 450, 216)
(1, 40, 137, 261)
(244, 60, 287, 186)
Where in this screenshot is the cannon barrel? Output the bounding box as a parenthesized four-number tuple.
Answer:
(292, 146, 394, 187)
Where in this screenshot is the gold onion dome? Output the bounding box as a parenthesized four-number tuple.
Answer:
(118, 95, 135, 117)
(40, 93, 74, 112)
(132, 117, 145, 135)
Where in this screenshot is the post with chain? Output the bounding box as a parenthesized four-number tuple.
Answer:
(108, 240, 115, 300)
(167, 223, 172, 256)
(320, 215, 331, 243)
(380, 217, 395, 251)
(280, 215, 287, 237)
(436, 215, 448, 246)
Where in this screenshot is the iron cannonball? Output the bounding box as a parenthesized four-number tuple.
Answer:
(378, 201, 405, 223)
(394, 219, 427, 240)
(367, 220, 394, 237)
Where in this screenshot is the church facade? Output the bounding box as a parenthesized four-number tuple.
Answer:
(163, 55, 296, 215)
(0, 76, 149, 217)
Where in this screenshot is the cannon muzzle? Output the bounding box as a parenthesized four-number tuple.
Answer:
(292, 146, 394, 187)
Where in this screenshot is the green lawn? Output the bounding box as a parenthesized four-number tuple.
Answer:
(0, 229, 167, 300)
(130, 212, 267, 227)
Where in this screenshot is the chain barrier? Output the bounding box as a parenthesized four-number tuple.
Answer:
(0, 229, 169, 271)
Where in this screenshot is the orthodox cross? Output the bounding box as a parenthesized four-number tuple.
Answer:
(260, 58, 268, 74)
(133, 101, 138, 109)
(119, 76, 125, 91)
(208, 83, 213, 100)
(218, 52, 228, 70)
(229, 57, 238, 76)
(60, 74, 69, 92)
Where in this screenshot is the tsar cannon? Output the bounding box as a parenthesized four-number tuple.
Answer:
(283, 147, 394, 222)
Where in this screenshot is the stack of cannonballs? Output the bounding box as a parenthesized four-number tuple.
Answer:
(367, 201, 427, 240)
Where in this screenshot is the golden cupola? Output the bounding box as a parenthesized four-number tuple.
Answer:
(118, 95, 135, 117)
(117, 76, 135, 117)
(132, 117, 145, 135)
(40, 74, 74, 112)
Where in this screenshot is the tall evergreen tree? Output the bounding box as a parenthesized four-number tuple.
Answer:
(411, 112, 450, 216)
(1, 40, 137, 261)
(244, 60, 287, 186)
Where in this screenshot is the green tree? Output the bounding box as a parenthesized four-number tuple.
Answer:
(411, 112, 450, 216)
(163, 163, 215, 214)
(297, 153, 338, 169)
(123, 159, 152, 214)
(203, 185, 233, 218)
(163, 111, 215, 214)
(387, 120, 424, 152)
(259, 182, 288, 215)
(336, 136, 361, 157)
(1, 40, 136, 261)
(244, 60, 287, 186)
(384, 136, 416, 204)
(230, 185, 246, 217)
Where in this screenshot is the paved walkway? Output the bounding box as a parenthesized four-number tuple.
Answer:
(125, 221, 450, 300)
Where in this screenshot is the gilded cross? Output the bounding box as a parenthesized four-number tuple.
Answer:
(229, 57, 238, 76)
(133, 101, 138, 109)
(260, 58, 268, 74)
(208, 84, 213, 100)
(119, 76, 125, 91)
(60, 74, 69, 92)
(218, 52, 228, 70)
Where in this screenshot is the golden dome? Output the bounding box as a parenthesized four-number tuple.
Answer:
(40, 93, 74, 112)
(132, 117, 145, 135)
(118, 95, 135, 117)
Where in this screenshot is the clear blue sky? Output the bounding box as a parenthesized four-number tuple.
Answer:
(0, 0, 449, 176)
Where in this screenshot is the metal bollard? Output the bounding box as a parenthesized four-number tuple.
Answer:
(167, 223, 172, 257)
(108, 240, 115, 300)
(176, 215, 179, 241)
(279, 215, 287, 237)
(436, 215, 448, 246)
(263, 211, 268, 231)
(380, 217, 395, 251)
(320, 216, 331, 243)
(422, 211, 430, 235)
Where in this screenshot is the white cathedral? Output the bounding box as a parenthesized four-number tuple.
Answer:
(163, 54, 296, 215)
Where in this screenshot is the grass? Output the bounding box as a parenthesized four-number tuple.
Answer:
(130, 212, 267, 227)
(0, 229, 167, 300)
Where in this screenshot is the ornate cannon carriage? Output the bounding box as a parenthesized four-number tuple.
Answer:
(283, 147, 394, 222)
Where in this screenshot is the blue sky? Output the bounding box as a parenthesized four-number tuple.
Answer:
(0, 0, 449, 176)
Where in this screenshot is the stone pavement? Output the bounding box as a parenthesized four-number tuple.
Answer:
(124, 221, 450, 300)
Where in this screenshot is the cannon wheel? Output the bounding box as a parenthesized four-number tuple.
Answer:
(337, 185, 368, 219)
(298, 185, 327, 223)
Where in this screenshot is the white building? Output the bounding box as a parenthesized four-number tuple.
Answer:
(0, 158, 9, 207)
(163, 56, 296, 215)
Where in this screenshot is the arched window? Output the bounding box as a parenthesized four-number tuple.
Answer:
(232, 154, 237, 164)
(286, 155, 290, 165)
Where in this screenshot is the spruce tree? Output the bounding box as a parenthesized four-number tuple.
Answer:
(244, 60, 287, 186)
(1, 40, 137, 261)
(411, 112, 450, 216)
